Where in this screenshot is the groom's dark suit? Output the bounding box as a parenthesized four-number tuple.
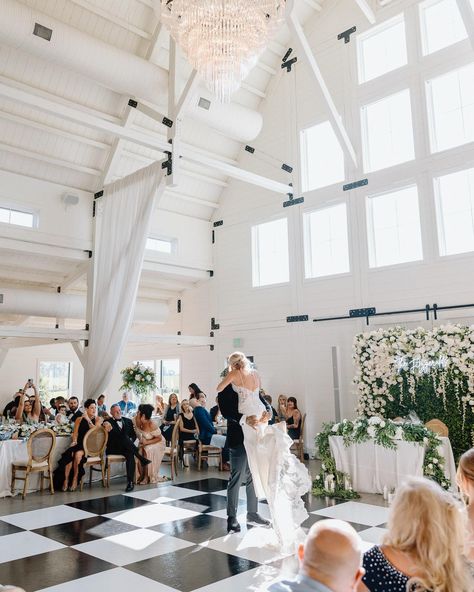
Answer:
(104, 416, 138, 483)
(218, 384, 271, 521)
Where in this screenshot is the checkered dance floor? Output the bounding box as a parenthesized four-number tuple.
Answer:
(0, 478, 389, 592)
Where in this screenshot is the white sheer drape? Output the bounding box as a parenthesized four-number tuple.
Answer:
(84, 162, 164, 399)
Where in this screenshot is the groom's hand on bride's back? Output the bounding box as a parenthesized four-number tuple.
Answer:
(246, 415, 258, 427)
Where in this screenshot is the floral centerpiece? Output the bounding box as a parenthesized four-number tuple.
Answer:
(120, 362, 157, 403)
(313, 417, 450, 499)
(353, 324, 474, 457)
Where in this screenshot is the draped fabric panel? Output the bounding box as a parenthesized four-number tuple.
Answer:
(84, 162, 164, 399)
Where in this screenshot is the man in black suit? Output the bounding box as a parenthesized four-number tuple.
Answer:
(218, 384, 271, 533)
(103, 403, 150, 492)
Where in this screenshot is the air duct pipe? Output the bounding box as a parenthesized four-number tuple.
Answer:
(0, 288, 168, 324)
(0, 0, 263, 142)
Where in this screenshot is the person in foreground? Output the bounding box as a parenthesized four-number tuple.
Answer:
(457, 447, 474, 562)
(268, 520, 365, 592)
(103, 403, 150, 492)
(358, 476, 472, 592)
(217, 352, 312, 549)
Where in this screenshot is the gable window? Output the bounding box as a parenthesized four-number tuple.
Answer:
(361, 89, 415, 173)
(420, 0, 467, 55)
(366, 185, 423, 268)
(300, 121, 345, 191)
(252, 218, 290, 287)
(435, 167, 474, 256)
(426, 63, 474, 153)
(38, 362, 72, 401)
(0, 205, 35, 228)
(357, 14, 408, 83)
(303, 203, 350, 278)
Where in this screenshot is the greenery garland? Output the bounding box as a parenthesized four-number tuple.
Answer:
(313, 417, 450, 499)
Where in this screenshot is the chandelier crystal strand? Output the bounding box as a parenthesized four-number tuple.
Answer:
(159, 0, 286, 102)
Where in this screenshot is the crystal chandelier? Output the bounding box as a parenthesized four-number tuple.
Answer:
(159, 1, 286, 103)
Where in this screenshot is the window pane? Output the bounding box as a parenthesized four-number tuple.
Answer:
(146, 237, 173, 254)
(420, 0, 467, 55)
(252, 218, 290, 287)
(367, 185, 423, 267)
(0, 207, 34, 228)
(304, 203, 350, 278)
(362, 89, 415, 172)
(39, 362, 71, 401)
(435, 167, 474, 255)
(161, 359, 180, 396)
(427, 63, 474, 152)
(358, 14, 407, 83)
(300, 121, 345, 191)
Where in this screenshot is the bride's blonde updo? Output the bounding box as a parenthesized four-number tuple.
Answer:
(228, 351, 250, 372)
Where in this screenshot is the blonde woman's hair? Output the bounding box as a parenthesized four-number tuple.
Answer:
(228, 351, 250, 371)
(384, 477, 471, 592)
(458, 448, 474, 497)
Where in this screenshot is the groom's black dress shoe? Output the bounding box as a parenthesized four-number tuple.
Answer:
(227, 517, 241, 533)
(125, 482, 135, 492)
(247, 513, 271, 527)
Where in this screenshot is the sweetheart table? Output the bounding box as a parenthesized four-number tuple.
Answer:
(328, 435, 456, 494)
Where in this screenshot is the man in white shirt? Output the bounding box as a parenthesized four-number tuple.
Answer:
(268, 520, 365, 592)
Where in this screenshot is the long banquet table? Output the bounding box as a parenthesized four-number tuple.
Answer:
(0, 436, 126, 498)
(328, 435, 457, 494)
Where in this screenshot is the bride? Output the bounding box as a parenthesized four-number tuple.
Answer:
(217, 351, 312, 550)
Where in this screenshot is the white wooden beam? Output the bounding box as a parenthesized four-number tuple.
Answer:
(0, 79, 291, 195)
(60, 261, 90, 291)
(241, 82, 266, 99)
(286, 4, 358, 167)
(0, 237, 90, 261)
(354, 0, 376, 24)
(0, 141, 102, 176)
(69, 0, 152, 39)
(142, 260, 210, 280)
(302, 0, 323, 11)
(72, 342, 86, 367)
(128, 333, 213, 346)
(0, 348, 8, 369)
(0, 338, 55, 349)
(0, 326, 88, 341)
(456, 0, 474, 49)
(98, 102, 135, 188)
(164, 188, 219, 209)
(255, 61, 278, 76)
(145, 22, 164, 60)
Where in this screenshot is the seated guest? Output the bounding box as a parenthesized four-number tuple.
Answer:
(210, 396, 220, 422)
(269, 519, 364, 592)
(3, 390, 23, 418)
(103, 403, 150, 492)
(194, 393, 227, 450)
(160, 393, 180, 443)
(48, 397, 57, 416)
(134, 404, 167, 484)
(116, 391, 137, 416)
(285, 397, 302, 440)
(188, 383, 204, 409)
(15, 383, 41, 422)
(457, 447, 474, 561)
(263, 394, 278, 425)
(359, 477, 472, 592)
(55, 396, 66, 414)
(67, 396, 83, 422)
(53, 399, 103, 492)
(177, 399, 199, 467)
(277, 394, 288, 422)
(55, 403, 69, 425)
(154, 394, 165, 416)
(97, 394, 107, 416)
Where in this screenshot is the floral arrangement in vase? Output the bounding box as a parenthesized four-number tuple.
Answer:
(120, 362, 157, 402)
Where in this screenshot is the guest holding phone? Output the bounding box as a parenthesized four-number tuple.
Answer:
(15, 381, 41, 422)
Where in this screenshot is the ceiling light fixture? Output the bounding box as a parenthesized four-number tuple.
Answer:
(159, 0, 286, 103)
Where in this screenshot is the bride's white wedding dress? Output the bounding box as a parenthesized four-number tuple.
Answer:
(234, 377, 312, 551)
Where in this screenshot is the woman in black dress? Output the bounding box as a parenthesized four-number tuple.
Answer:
(176, 399, 198, 466)
(53, 399, 102, 492)
(285, 396, 301, 440)
(160, 393, 179, 444)
(359, 477, 472, 592)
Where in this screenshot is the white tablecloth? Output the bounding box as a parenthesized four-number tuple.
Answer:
(329, 436, 456, 494)
(0, 437, 126, 497)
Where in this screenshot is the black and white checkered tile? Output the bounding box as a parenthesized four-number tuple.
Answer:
(0, 478, 389, 592)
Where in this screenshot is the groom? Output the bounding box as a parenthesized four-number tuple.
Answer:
(218, 384, 271, 533)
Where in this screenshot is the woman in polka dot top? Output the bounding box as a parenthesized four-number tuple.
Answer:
(357, 477, 472, 591)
